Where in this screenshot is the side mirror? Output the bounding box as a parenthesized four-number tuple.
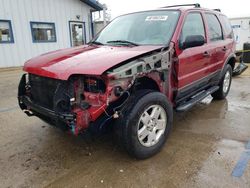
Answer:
(181, 35, 205, 49)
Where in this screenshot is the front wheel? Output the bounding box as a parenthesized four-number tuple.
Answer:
(212, 64, 232, 100)
(113, 90, 173, 159)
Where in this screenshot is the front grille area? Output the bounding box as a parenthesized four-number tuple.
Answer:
(29, 74, 63, 110)
(28, 74, 105, 112)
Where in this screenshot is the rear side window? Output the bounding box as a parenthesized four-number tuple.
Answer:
(180, 12, 205, 44)
(219, 15, 233, 39)
(205, 13, 223, 41)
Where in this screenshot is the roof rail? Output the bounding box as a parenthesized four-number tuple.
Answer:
(161, 3, 201, 9)
(213, 9, 221, 12)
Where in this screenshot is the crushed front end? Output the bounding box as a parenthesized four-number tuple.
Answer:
(18, 73, 112, 135)
(18, 45, 173, 135)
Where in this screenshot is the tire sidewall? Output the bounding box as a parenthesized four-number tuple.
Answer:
(124, 92, 173, 159)
(221, 65, 232, 97)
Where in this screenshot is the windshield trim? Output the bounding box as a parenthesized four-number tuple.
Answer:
(91, 10, 181, 46)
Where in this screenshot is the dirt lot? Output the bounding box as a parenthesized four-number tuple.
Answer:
(0, 68, 250, 188)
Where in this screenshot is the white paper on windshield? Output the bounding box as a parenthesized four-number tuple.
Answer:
(145, 16, 168, 21)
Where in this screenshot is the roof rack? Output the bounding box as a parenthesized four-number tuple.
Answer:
(161, 3, 201, 9)
(213, 9, 221, 12)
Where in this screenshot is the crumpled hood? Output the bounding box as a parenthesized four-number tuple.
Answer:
(24, 45, 163, 80)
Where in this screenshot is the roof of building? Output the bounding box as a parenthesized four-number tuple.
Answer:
(230, 16, 250, 20)
(80, 0, 103, 11)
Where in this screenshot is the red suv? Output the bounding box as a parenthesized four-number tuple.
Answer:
(18, 4, 236, 159)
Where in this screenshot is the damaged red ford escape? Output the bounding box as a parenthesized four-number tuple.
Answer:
(18, 4, 236, 159)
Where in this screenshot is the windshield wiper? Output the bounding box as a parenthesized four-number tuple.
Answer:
(88, 41, 104, 45)
(107, 40, 139, 46)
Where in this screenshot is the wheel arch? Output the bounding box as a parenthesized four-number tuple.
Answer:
(224, 53, 236, 71)
(132, 76, 161, 92)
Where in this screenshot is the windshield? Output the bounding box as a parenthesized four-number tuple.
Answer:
(93, 10, 180, 46)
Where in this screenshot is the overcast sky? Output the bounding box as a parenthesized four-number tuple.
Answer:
(101, 0, 249, 19)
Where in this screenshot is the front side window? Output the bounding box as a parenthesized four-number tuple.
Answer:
(0, 20, 14, 43)
(205, 14, 223, 41)
(180, 12, 205, 44)
(93, 10, 180, 46)
(30, 22, 56, 42)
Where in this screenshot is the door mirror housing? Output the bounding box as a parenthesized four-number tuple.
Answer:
(181, 35, 205, 49)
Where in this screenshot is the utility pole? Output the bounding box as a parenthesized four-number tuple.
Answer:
(103, 4, 107, 26)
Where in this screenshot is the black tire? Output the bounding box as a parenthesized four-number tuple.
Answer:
(212, 64, 232, 100)
(113, 90, 173, 159)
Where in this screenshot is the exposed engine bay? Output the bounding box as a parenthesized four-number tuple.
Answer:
(18, 46, 173, 135)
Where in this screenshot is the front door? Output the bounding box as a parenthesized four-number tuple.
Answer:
(176, 12, 211, 100)
(69, 21, 86, 47)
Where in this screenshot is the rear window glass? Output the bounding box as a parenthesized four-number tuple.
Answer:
(219, 15, 233, 38)
(205, 13, 223, 41)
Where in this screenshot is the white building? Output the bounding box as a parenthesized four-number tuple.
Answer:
(93, 20, 110, 34)
(230, 17, 250, 51)
(0, 0, 103, 68)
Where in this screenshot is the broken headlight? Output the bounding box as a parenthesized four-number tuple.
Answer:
(84, 77, 106, 93)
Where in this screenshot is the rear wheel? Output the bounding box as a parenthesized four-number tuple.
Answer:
(212, 64, 232, 100)
(113, 90, 173, 159)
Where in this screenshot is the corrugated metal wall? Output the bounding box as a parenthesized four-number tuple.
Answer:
(0, 0, 93, 68)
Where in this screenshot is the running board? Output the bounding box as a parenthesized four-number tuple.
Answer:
(176, 86, 219, 112)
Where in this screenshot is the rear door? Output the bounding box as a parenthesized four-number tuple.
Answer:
(204, 13, 226, 74)
(176, 12, 210, 100)
(219, 15, 235, 64)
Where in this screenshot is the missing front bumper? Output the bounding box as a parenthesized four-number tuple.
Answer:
(19, 95, 75, 122)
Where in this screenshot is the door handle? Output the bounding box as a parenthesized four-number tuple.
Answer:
(203, 51, 210, 57)
(222, 46, 227, 51)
